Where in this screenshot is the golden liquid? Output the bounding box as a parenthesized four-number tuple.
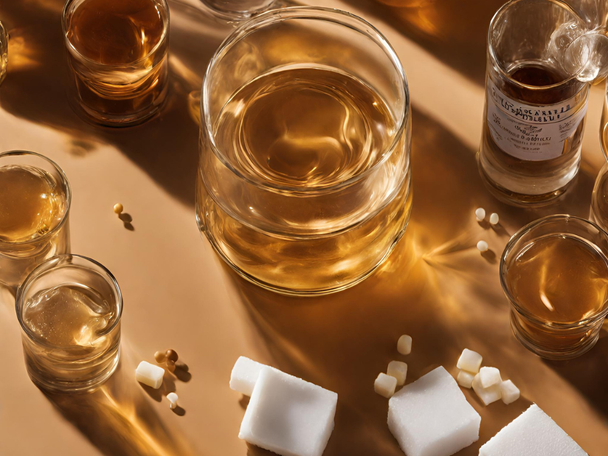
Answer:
(0, 165, 67, 243)
(198, 68, 411, 293)
(601, 90, 608, 157)
(214, 68, 396, 189)
(0, 21, 7, 86)
(507, 235, 608, 324)
(22, 284, 120, 389)
(65, 0, 168, 123)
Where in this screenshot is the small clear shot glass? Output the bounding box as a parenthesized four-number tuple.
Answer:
(62, 0, 170, 127)
(0, 151, 71, 294)
(500, 215, 608, 360)
(16, 255, 123, 392)
(200, 0, 276, 20)
(196, 7, 412, 295)
(478, 0, 590, 206)
(590, 80, 608, 230)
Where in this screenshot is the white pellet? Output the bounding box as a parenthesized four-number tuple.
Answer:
(456, 349, 483, 374)
(397, 334, 412, 355)
(489, 213, 500, 225)
(374, 373, 397, 398)
(475, 207, 486, 221)
(477, 240, 489, 252)
(500, 380, 520, 405)
(167, 392, 179, 409)
(479, 367, 502, 388)
(472, 372, 502, 406)
(135, 361, 165, 389)
(457, 370, 475, 389)
(387, 361, 408, 386)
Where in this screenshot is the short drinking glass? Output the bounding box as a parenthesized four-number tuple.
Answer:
(62, 0, 170, 127)
(16, 255, 122, 392)
(501, 215, 608, 360)
(0, 151, 71, 293)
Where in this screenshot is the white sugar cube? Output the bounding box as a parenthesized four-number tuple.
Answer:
(477, 240, 489, 252)
(499, 380, 520, 405)
(479, 367, 502, 388)
(230, 356, 278, 396)
(456, 349, 482, 373)
(457, 370, 475, 389)
(489, 213, 499, 225)
(388, 366, 481, 456)
(479, 404, 588, 455)
(375, 373, 398, 398)
(239, 367, 337, 456)
(135, 361, 165, 389)
(387, 361, 408, 386)
(472, 372, 501, 406)
(397, 334, 412, 355)
(475, 207, 486, 221)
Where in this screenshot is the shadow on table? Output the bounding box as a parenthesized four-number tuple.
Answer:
(42, 342, 197, 456)
(0, 0, 233, 207)
(341, 0, 507, 86)
(542, 329, 608, 420)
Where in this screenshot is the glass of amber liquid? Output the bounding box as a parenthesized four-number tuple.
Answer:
(62, 0, 169, 127)
(196, 7, 412, 295)
(0, 151, 71, 294)
(16, 255, 122, 392)
(501, 215, 608, 360)
(479, 0, 590, 206)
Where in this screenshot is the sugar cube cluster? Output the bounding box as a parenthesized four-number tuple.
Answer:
(230, 357, 338, 456)
(455, 348, 520, 406)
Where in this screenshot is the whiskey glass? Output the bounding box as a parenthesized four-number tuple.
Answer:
(0, 151, 71, 293)
(200, 0, 276, 20)
(479, 0, 590, 206)
(62, 0, 170, 127)
(196, 7, 412, 296)
(16, 254, 122, 392)
(500, 215, 608, 360)
(0, 21, 7, 85)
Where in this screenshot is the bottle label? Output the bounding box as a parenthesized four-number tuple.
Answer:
(486, 78, 587, 161)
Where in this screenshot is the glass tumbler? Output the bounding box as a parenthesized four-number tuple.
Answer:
(479, 0, 590, 206)
(0, 151, 71, 294)
(62, 0, 170, 127)
(16, 255, 123, 392)
(501, 215, 608, 360)
(196, 7, 412, 296)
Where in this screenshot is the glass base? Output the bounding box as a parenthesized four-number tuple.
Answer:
(477, 152, 574, 207)
(510, 316, 600, 361)
(69, 86, 168, 128)
(197, 213, 410, 297)
(199, 0, 277, 21)
(25, 345, 121, 393)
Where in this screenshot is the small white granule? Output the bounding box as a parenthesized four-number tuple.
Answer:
(489, 213, 500, 225)
(477, 240, 489, 252)
(475, 207, 486, 222)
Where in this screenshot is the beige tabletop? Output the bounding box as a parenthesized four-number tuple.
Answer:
(0, 0, 607, 455)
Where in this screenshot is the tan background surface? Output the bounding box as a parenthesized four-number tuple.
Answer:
(0, 0, 607, 455)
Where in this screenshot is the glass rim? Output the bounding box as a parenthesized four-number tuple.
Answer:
(0, 150, 72, 248)
(201, 6, 410, 195)
(15, 254, 123, 349)
(487, 0, 586, 91)
(61, 0, 170, 69)
(200, 0, 275, 21)
(499, 214, 608, 327)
